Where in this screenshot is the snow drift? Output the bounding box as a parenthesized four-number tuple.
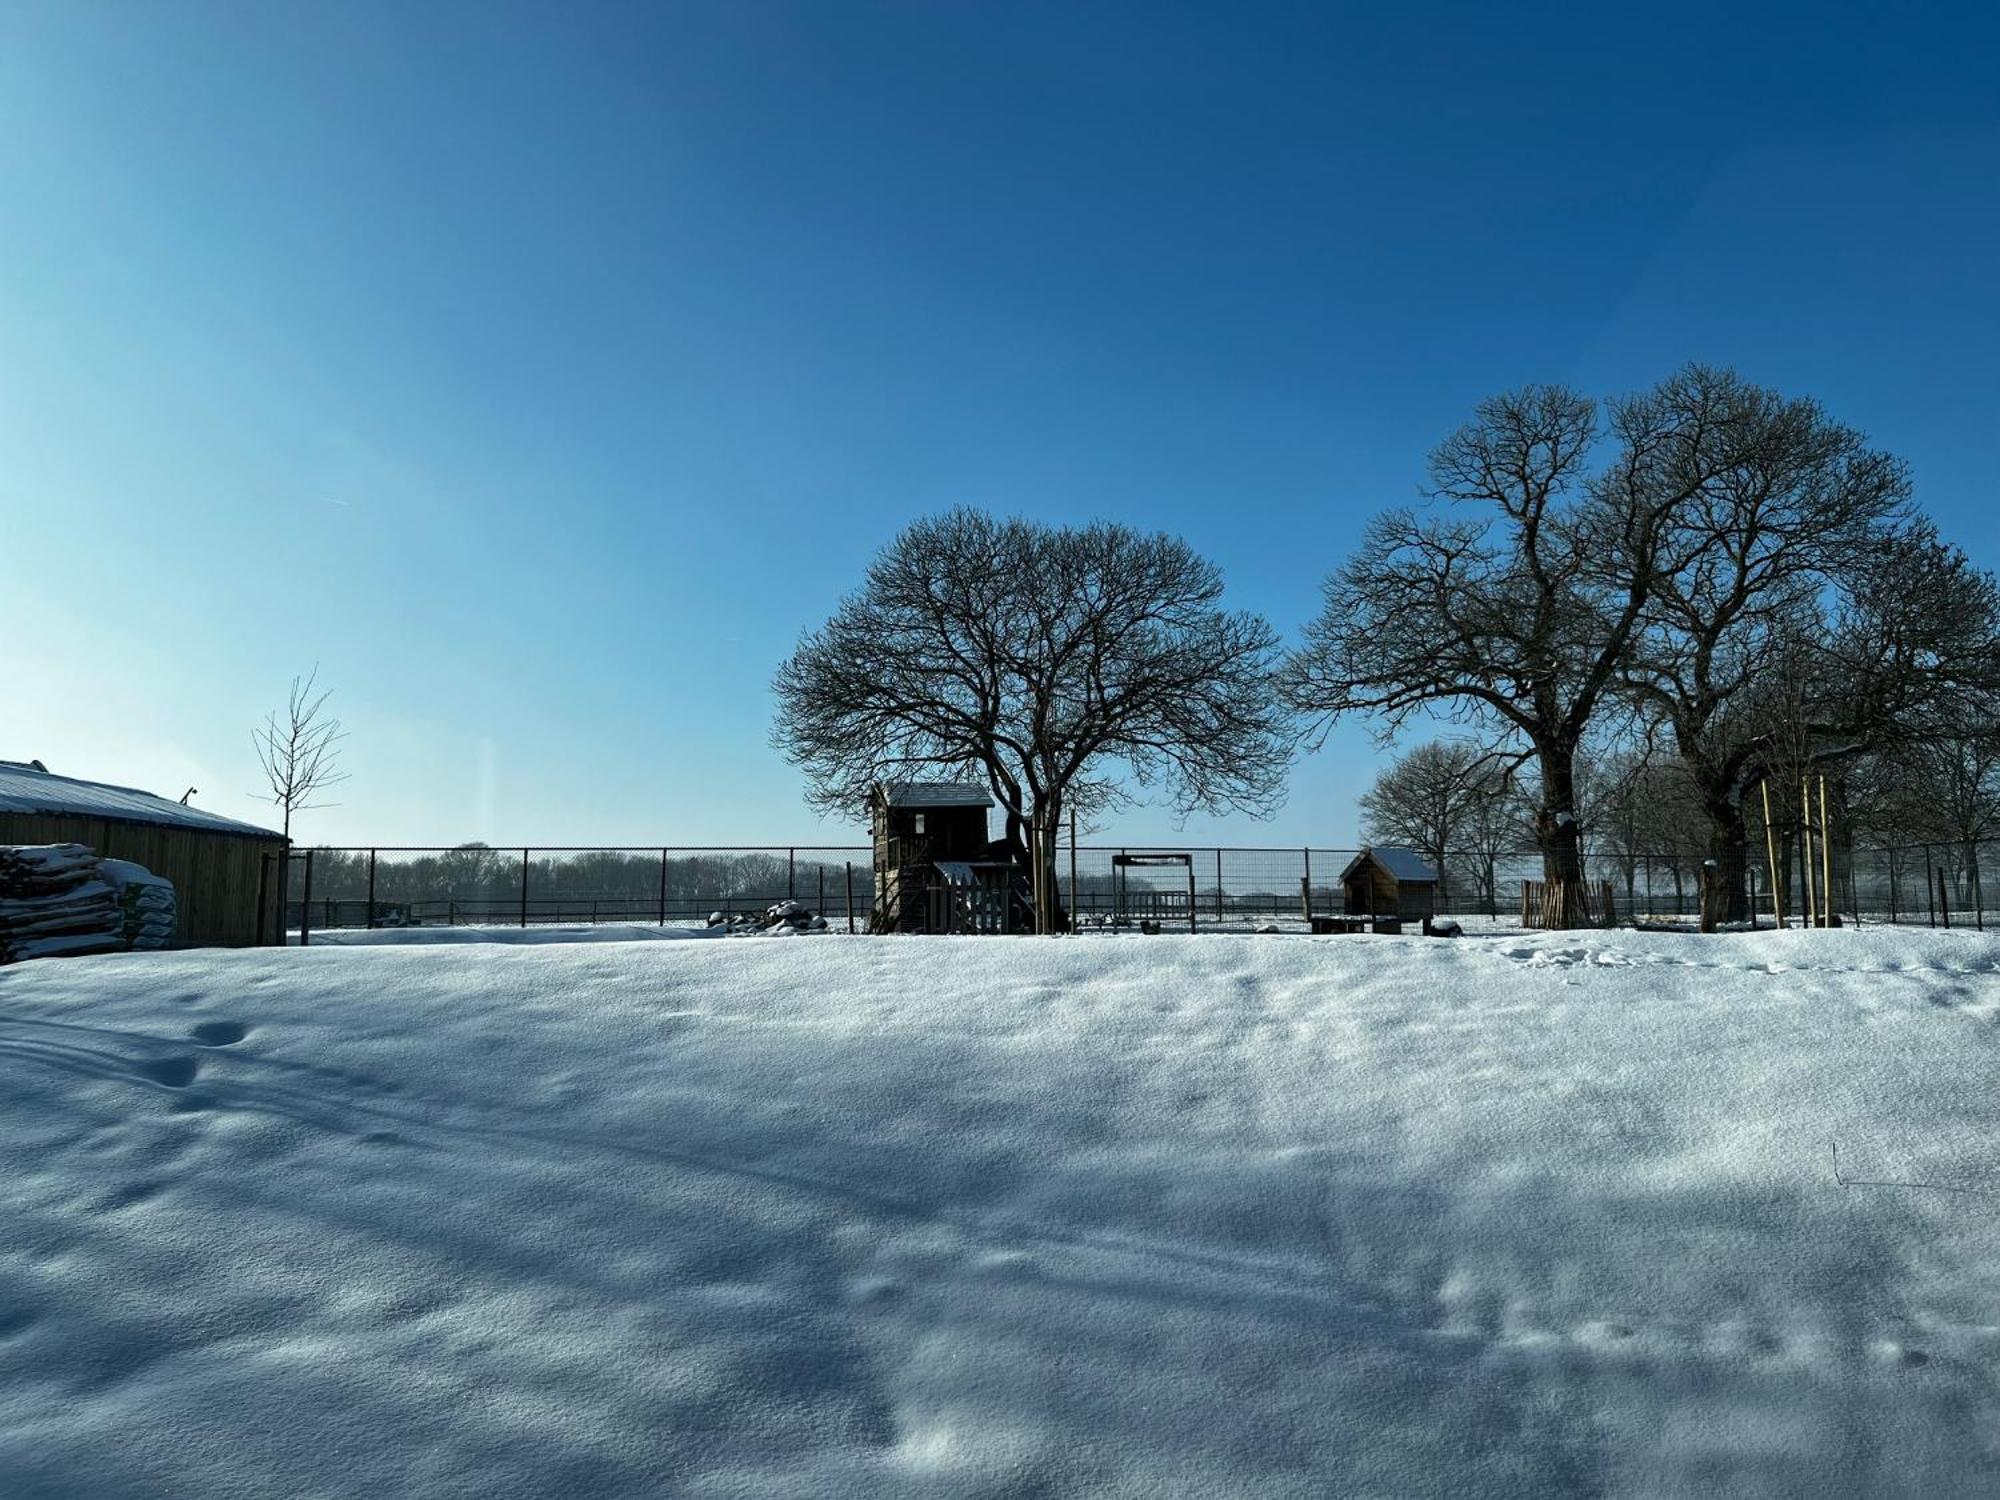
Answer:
(2, 928, 1998, 1496)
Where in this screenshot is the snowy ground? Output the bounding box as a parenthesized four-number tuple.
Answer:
(4, 928, 1999, 1497)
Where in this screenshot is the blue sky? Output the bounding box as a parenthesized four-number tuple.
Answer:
(3, 1, 1995, 849)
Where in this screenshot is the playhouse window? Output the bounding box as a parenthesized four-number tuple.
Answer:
(914, 813, 926, 834)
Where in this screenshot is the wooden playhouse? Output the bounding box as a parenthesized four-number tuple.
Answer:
(868, 781, 1028, 934)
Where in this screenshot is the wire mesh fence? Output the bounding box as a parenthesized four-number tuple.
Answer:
(269, 838, 1998, 943)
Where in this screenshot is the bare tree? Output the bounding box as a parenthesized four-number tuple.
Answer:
(1290, 367, 1767, 924)
(1358, 740, 1499, 904)
(254, 666, 349, 842)
(1620, 380, 1911, 928)
(773, 510, 1291, 923)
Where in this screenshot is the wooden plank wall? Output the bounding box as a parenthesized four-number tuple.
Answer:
(0, 814, 284, 948)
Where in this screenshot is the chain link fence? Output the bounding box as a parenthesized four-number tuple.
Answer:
(268, 838, 1997, 943)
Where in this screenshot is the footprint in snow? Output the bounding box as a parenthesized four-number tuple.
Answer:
(132, 1056, 200, 1089)
(190, 1021, 248, 1046)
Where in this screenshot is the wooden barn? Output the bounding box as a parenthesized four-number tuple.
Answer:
(869, 781, 1024, 933)
(0, 759, 286, 947)
(1339, 846, 1440, 923)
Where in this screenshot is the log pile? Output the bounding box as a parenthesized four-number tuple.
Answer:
(0, 844, 124, 963)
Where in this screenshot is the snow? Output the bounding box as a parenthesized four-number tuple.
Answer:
(877, 781, 994, 808)
(0, 761, 281, 839)
(4, 927, 2000, 1496)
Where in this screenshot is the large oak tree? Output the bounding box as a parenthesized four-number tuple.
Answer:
(774, 510, 1290, 923)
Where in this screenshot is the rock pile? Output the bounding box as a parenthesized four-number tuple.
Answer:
(705, 899, 831, 936)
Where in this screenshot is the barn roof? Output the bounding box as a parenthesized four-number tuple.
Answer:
(1339, 845, 1439, 885)
(0, 760, 284, 840)
(876, 781, 994, 809)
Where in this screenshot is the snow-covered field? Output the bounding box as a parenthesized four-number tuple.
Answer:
(4, 928, 2000, 1498)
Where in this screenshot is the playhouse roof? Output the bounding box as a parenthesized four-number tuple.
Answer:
(876, 781, 994, 809)
(1340, 845, 1439, 885)
(0, 759, 284, 840)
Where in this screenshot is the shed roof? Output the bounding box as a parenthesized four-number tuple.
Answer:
(875, 781, 994, 809)
(0, 760, 284, 840)
(1339, 845, 1439, 885)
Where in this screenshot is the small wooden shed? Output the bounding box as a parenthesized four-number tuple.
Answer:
(0, 758, 286, 947)
(1340, 846, 1440, 922)
(869, 781, 1016, 933)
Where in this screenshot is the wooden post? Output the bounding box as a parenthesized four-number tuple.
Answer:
(845, 862, 855, 934)
(1819, 776, 1833, 930)
(1299, 876, 1311, 924)
(1800, 783, 1816, 929)
(256, 852, 272, 946)
(299, 850, 316, 948)
(520, 849, 530, 928)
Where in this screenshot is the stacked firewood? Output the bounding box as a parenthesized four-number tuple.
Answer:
(0, 844, 124, 963)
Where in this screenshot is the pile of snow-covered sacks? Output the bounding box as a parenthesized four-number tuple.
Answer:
(705, 899, 830, 936)
(0, 844, 176, 963)
(102, 858, 178, 949)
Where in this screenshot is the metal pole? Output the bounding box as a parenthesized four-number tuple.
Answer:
(658, 849, 669, 926)
(788, 849, 796, 901)
(1925, 845, 1936, 927)
(817, 865, 825, 918)
(299, 850, 316, 948)
(1302, 848, 1312, 916)
(366, 849, 378, 929)
(520, 849, 530, 928)
(846, 862, 855, 934)
(1940, 865, 1953, 930)
(1186, 859, 1196, 935)
(256, 852, 272, 946)
(1069, 810, 1079, 930)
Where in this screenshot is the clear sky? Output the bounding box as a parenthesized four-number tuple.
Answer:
(3, 1, 1995, 850)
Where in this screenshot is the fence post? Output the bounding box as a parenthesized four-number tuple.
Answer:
(846, 862, 855, 934)
(1069, 811, 1078, 929)
(1215, 849, 1224, 924)
(256, 852, 272, 946)
(817, 865, 825, 918)
(1300, 876, 1312, 923)
(366, 849, 378, 929)
(1925, 846, 1936, 927)
(1973, 846, 1985, 934)
(1186, 860, 1197, 935)
(299, 850, 316, 948)
(788, 849, 796, 900)
(1940, 866, 1952, 930)
(520, 849, 530, 928)
(658, 849, 669, 927)
(1302, 848, 1311, 915)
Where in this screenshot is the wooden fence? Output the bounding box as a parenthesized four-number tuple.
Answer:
(1520, 878, 1619, 930)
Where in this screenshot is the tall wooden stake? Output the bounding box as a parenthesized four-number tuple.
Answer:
(1808, 788, 1824, 928)
(1761, 780, 1784, 928)
(1818, 775, 1834, 929)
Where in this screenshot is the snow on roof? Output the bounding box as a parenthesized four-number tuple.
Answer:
(877, 781, 994, 809)
(0, 760, 284, 840)
(1341, 845, 1439, 884)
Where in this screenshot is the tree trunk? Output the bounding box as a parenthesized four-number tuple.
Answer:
(1698, 795, 1751, 931)
(1534, 744, 1589, 927)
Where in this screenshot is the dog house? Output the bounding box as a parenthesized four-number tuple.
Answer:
(1339, 846, 1440, 924)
